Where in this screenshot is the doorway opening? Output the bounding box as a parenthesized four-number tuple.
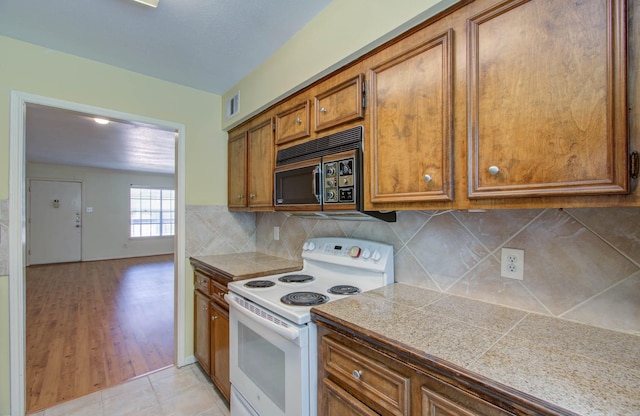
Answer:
(9, 92, 187, 416)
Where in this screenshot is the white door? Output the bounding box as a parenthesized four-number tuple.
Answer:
(28, 180, 82, 265)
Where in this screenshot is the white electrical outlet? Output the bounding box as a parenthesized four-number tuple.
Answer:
(501, 248, 524, 280)
(273, 226, 280, 241)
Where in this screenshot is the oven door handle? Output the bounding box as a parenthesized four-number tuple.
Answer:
(225, 293, 301, 341)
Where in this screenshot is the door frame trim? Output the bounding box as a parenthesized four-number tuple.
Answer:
(9, 91, 187, 416)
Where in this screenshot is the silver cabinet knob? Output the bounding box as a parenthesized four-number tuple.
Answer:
(488, 166, 500, 175)
(320, 107, 327, 114)
(295, 117, 302, 124)
(423, 174, 432, 183)
(211, 315, 217, 321)
(352, 370, 362, 380)
(237, 194, 244, 199)
(250, 193, 256, 198)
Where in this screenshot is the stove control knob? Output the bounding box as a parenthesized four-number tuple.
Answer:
(361, 248, 371, 259)
(348, 246, 361, 258)
(372, 250, 382, 261)
(307, 241, 316, 251)
(303, 242, 309, 250)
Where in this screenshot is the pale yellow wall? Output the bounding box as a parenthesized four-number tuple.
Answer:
(221, 0, 459, 130)
(0, 35, 227, 205)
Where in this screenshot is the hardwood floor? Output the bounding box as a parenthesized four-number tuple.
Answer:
(25, 255, 175, 413)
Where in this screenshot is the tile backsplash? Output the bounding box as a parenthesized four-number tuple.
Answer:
(185, 205, 256, 256)
(248, 207, 639, 335)
(2, 203, 632, 336)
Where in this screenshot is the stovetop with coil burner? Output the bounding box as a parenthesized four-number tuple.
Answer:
(227, 237, 394, 324)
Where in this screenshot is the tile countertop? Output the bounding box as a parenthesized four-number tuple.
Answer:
(189, 252, 302, 280)
(311, 283, 640, 416)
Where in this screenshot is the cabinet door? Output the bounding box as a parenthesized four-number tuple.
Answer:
(369, 29, 454, 204)
(275, 100, 310, 145)
(314, 74, 365, 132)
(321, 378, 378, 416)
(228, 132, 247, 209)
(420, 377, 514, 416)
(247, 118, 274, 208)
(194, 290, 210, 374)
(210, 301, 231, 402)
(468, 0, 628, 198)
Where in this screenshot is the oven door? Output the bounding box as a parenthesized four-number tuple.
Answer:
(226, 292, 317, 416)
(274, 158, 322, 210)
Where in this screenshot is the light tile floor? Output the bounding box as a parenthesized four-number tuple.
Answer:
(29, 364, 230, 416)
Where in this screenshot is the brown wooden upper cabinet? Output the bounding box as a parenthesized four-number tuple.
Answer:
(227, 131, 247, 209)
(467, 0, 628, 199)
(247, 117, 275, 209)
(314, 74, 365, 132)
(228, 117, 274, 210)
(275, 100, 310, 145)
(368, 29, 454, 205)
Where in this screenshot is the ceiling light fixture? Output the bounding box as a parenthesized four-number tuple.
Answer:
(132, 0, 159, 7)
(94, 118, 110, 125)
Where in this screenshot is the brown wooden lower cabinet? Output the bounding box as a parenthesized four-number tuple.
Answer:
(318, 325, 516, 416)
(210, 300, 230, 400)
(192, 267, 231, 403)
(194, 288, 211, 373)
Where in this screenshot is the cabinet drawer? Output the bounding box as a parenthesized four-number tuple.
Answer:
(322, 336, 410, 416)
(314, 74, 365, 132)
(322, 378, 378, 416)
(210, 278, 228, 305)
(275, 100, 310, 144)
(194, 271, 211, 296)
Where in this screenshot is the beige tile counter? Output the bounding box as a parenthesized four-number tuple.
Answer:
(311, 283, 640, 415)
(190, 252, 302, 280)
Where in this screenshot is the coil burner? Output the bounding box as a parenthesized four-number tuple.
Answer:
(243, 280, 276, 288)
(278, 274, 315, 283)
(327, 285, 361, 295)
(280, 292, 329, 306)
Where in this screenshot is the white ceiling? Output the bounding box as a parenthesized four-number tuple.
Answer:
(2, 0, 333, 174)
(26, 104, 177, 175)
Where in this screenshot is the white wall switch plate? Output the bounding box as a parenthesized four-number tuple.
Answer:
(501, 248, 524, 280)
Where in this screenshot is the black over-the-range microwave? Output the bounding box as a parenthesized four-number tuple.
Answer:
(274, 126, 396, 222)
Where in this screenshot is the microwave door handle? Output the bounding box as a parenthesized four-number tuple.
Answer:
(313, 166, 321, 203)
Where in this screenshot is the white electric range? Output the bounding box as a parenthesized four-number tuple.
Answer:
(225, 237, 394, 416)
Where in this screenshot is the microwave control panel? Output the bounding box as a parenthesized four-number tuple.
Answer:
(324, 158, 355, 204)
